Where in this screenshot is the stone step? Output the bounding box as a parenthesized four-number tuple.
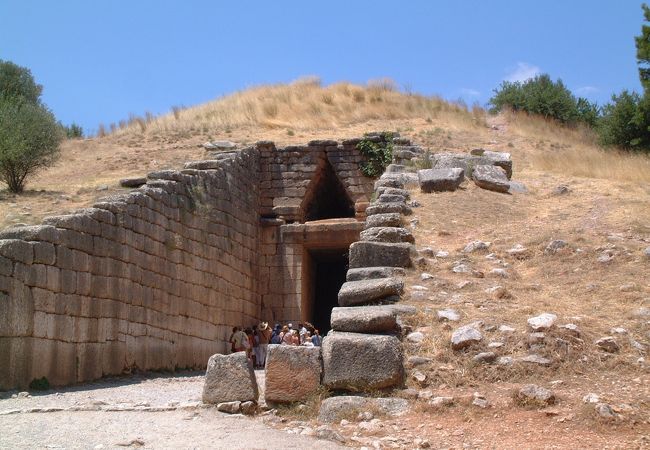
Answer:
(349, 241, 412, 268)
(338, 278, 404, 307)
(365, 202, 412, 216)
(346, 266, 406, 281)
(322, 332, 404, 391)
(330, 305, 403, 333)
(360, 226, 414, 244)
(364, 213, 402, 229)
(376, 193, 407, 203)
(375, 187, 410, 200)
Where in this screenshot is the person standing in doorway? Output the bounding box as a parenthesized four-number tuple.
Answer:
(257, 322, 271, 368)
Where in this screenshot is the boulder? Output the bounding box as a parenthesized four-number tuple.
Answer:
(472, 165, 510, 193)
(217, 401, 241, 414)
(202, 352, 258, 404)
(349, 241, 412, 268)
(318, 396, 409, 423)
(360, 227, 414, 244)
(365, 202, 412, 216)
(264, 345, 321, 403)
(322, 332, 403, 391)
(463, 240, 491, 253)
(433, 151, 513, 179)
(346, 266, 406, 281)
(364, 213, 402, 229)
(471, 150, 513, 178)
(417, 168, 464, 193)
(451, 324, 482, 350)
(330, 305, 401, 333)
(338, 278, 404, 307)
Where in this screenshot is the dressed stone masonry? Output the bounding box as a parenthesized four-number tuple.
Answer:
(0, 139, 378, 390)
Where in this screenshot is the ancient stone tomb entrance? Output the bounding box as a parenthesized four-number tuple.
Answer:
(303, 247, 349, 333)
(301, 160, 355, 221)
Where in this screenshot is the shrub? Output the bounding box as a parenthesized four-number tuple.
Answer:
(61, 122, 83, 138)
(0, 60, 42, 104)
(357, 132, 393, 178)
(0, 98, 63, 192)
(598, 90, 650, 150)
(490, 74, 599, 126)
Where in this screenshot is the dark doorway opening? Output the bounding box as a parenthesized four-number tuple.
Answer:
(307, 248, 349, 335)
(302, 160, 355, 221)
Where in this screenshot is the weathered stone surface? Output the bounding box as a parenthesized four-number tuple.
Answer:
(515, 385, 555, 406)
(346, 266, 406, 281)
(376, 187, 410, 200)
(433, 151, 513, 179)
(545, 239, 568, 254)
(318, 396, 409, 423)
(203, 140, 237, 150)
(338, 278, 404, 306)
(364, 213, 402, 229)
(472, 352, 496, 364)
(472, 150, 513, 178)
(376, 173, 419, 190)
(330, 306, 401, 333)
(322, 332, 403, 391)
(217, 401, 241, 414)
(519, 354, 552, 366)
(437, 308, 460, 322)
(365, 202, 412, 216)
(264, 345, 321, 403)
(376, 193, 407, 203)
(527, 313, 557, 331)
(418, 168, 464, 193)
(463, 240, 491, 253)
(349, 241, 412, 269)
(595, 336, 620, 353)
(451, 324, 482, 350)
(360, 227, 414, 244)
(119, 177, 147, 188)
(472, 165, 510, 193)
(202, 352, 258, 404)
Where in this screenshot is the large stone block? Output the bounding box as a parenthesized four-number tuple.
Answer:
(338, 278, 404, 306)
(472, 165, 510, 193)
(264, 345, 321, 403)
(365, 202, 412, 216)
(322, 332, 403, 391)
(364, 213, 402, 229)
(349, 241, 412, 269)
(330, 305, 401, 333)
(202, 352, 258, 404)
(418, 168, 464, 193)
(360, 227, 414, 244)
(346, 266, 406, 281)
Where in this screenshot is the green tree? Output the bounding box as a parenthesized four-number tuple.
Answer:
(0, 60, 43, 104)
(599, 91, 650, 150)
(636, 3, 650, 92)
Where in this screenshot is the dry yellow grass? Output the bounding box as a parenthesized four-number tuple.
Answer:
(111, 77, 485, 138)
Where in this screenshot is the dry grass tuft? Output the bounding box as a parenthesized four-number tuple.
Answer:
(109, 78, 480, 138)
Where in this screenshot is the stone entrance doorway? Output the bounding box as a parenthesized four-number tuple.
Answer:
(305, 248, 349, 333)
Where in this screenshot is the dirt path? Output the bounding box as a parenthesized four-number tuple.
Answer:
(0, 372, 343, 450)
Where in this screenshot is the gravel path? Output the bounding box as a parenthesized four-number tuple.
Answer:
(0, 371, 343, 450)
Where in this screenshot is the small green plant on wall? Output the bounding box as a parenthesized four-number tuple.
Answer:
(357, 131, 393, 178)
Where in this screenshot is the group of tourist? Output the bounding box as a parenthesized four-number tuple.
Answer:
(229, 322, 322, 369)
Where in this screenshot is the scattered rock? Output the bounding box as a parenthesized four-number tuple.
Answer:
(217, 401, 241, 414)
(527, 332, 546, 346)
(203, 140, 236, 150)
(515, 385, 555, 407)
(583, 393, 600, 404)
(240, 401, 257, 415)
(610, 327, 627, 335)
(463, 240, 491, 253)
(552, 185, 571, 195)
(452, 263, 472, 274)
(472, 393, 489, 408)
(472, 352, 496, 364)
(429, 397, 455, 408)
(406, 331, 425, 344)
(597, 253, 614, 264)
(318, 396, 409, 423)
(595, 336, 620, 353)
(497, 356, 514, 366)
(527, 313, 557, 331)
(559, 323, 580, 337)
(545, 240, 568, 254)
(420, 272, 434, 281)
(519, 354, 552, 366)
(202, 352, 258, 404)
(407, 356, 433, 367)
(595, 403, 616, 420)
(486, 285, 508, 299)
(499, 325, 516, 333)
(316, 426, 346, 443)
(451, 324, 483, 350)
(644, 247, 650, 259)
(508, 181, 528, 194)
(435, 250, 449, 258)
(619, 283, 637, 292)
(412, 370, 427, 383)
(488, 341, 504, 349)
(437, 308, 460, 322)
(472, 165, 510, 193)
(489, 268, 509, 278)
(417, 168, 465, 192)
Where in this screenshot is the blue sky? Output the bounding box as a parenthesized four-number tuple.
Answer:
(0, 1, 644, 134)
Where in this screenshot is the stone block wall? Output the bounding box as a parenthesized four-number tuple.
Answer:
(0, 139, 377, 390)
(0, 149, 261, 389)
